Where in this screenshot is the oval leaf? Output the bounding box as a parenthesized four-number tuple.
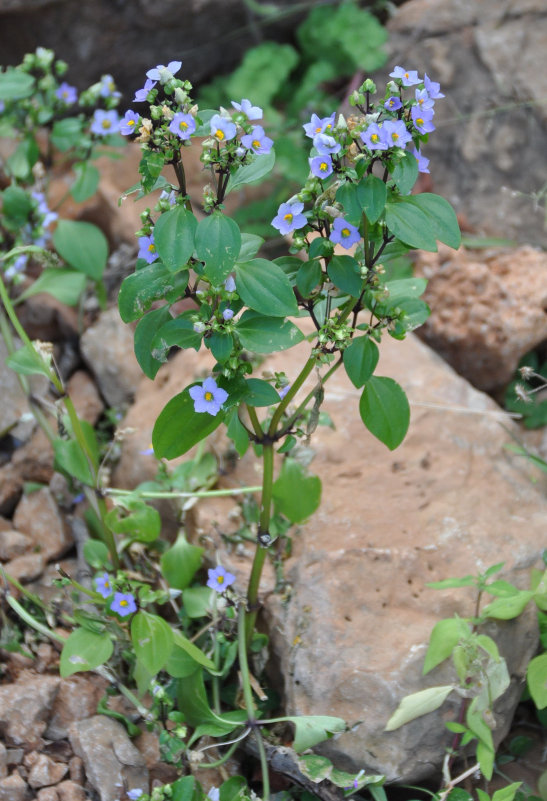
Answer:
(359, 375, 410, 450)
(385, 199, 438, 251)
(196, 212, 241, 284)
(237, 311, 304, 353)
(154, 205, 198, 271)
(385, 685, 454, 731)
(60, 628, 113, 677)
(53, 219, 108, 280)
(152, 389, 224, 459)
(235, 259, 298, 317)
(343, 336, 379, 388)
(131, 611, 174, 675)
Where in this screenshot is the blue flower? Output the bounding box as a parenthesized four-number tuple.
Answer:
(119, 110, 140, 136)
(224, 275, 236, 292)
(309, 154, 333, 179)
(134, 78, 156, 102)
(313, 133, 341, 156)
(240, 125, 273, 154)
(384, 96, 402, 111)
(423, 74, 444, 99)
(231, 99, 262, 120)
(189, 377, 228, 416)
(169, 112, 196, 140)
(138, 234, 158, 264)
(381, 119, 412, 148)
(4, 254, 28, 281)
(98, 74, 120, 99)
(389, 66, 421, 86)
(207, 566, 236, 593)
(271, 201, 307, 236)
(222, 308, 234, 321)
(303, 112, 336, 139)
(411, 106, 435, 134)
(414, 88, 434, 111)
(146, 61, 182, 81)
(360, 123, 387, 151)
(56, 82, 77, 105)
(90, 109, 119, 136)
(210, 114, 236, 143)
(95, 573, 112, 599)
(127, 790, 144, 801)
(410, 146, 430, 174)
(111, 592, 137, 617)
(329, 217, 360, 250)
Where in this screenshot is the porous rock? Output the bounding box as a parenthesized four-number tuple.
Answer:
(0, 674, 60, 745)
(46, 676, 107, 741)
(69, 715, 148, 801)
(27, 753, 68, 789)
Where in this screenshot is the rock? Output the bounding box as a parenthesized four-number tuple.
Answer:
(46, 676, 107, 741)
(10, 428, 55, 486)
(13, 487, 73, 562)
(0, 770, 31, 801)
(414, 245, 547, 392)
(79, 307, 142, 408)
(382, 0, 547, 247)
(0, 464, 23, 516)
(27, 754, 68, 789)
(68, 715, 148, 801)
(36, 788, 59, 801)
(56, 780, 87, 801)
(0, 674, 60, 745)
(0, 336, 48, 443)
(68, 757, 85, 785)
(0, 743, 6, 780)
(134, 730, 161, 769)
(6, 552, 46, 584)
(15, 293, 78, 343)
(66, 370, 104, 426)
(0, 528, 32, 561)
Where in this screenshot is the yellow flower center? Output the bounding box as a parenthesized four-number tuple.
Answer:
(404, 72, 410, 79)
(217, 576, 225, 584)
(148, 243, 156, 252)
(101, 119, 112, 130)
(392, 132, 399, 140)
(315, 126, 322, 133)
(252, 139, 261, 149)
(320, 162, 328, 172)
(204, 391, 214, 401)
(180, 121, 188, 130)
(215, 129, 225, 141)
(341, 228, 350, 238)
(283, 213, 293, 223)
(128, 119, 135, 127)
(416, 117, 424, 126)
(120, 599, 128, 607)
(371, 133, 379, 142)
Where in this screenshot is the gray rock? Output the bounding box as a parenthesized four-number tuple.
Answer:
(0, 336, 48, 443)
(13, 487, 73, 562)
(0, 771, 31, 801)
(0, 675, 60, 745)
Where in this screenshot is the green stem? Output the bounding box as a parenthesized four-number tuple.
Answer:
(106, 486, 263, 500)
(246, 404, 264, 440)
(268, 355, 317, 438)
(212, 593, 221, 714)
(278, 357, 343, 438)
(238, 603, 270, 801)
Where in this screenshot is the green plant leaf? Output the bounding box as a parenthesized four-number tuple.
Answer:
(219, 776, 248, 801)
(152, 389, 224, 459)
(171, 776, 198, 801)
(336, 182, 363, 226)
(391, 151, 419, 196)
(404, 193, 461, 249)
(226, 150, 275, 194)
(17, 267, 87, 306)
(482, 591, 534, 620)
(527, 653, 547, 709)
(170, 629, 216, 672)
(327, 255, 362, 297)
(150, 315, 202, 360)
(195, 212, 241, 284)
(385, 685, 454, 731)
(273, 459, 321, 524)
(53, 220, 108, 280)
(358, 174, 387, 223)
(343, 336, 379, 388)
(207, 331, 233, 363)
(359, 376, 410, 450)
(160, 532, 204, 591)
(53, 438, 95, 485)
(51, 117, 83, 151)
(134, 305, 172, 379)
(0, 69, 35, 100)
(131, 611, 173, 675)
(1, 186, 33, 226)
(238, 233, 264, 261)
(6, 343, 53, 379)
(296, 259, 322, 297)
(385, 198, 438, 251)
(105, 498, 161, 543)
(297, 754, 333, 782)
(235, 259, 298, 317)
(282, 715, 346, 753)
(226, 408, 249, 457)
(71, 162, 100, 202)
(237, 311, 304, 354)
(225, 41, 299, 107)
(60, 627, 113, 677)
(118, 263, 188, 323)
(491, 784, 522, 801)
(244, 378, 282, 407)
(83, 540, 110, 570)
(423, 618, 471, 674)
(154, 205, 198, 272)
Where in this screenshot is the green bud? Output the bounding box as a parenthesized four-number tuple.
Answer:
(150, 105, 162, 120)
(174, 87, 188, 106)
(362, 78, 376, 93)
(55, 60, 68, 76)
(349, 90, 362, 107)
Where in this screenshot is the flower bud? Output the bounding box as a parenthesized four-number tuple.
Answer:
(362, 78, 376, 93)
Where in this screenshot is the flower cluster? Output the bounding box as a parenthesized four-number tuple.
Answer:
(3, 190, 58, 282)
(271, 66, 444, 241)
(94, 572, 137, 617)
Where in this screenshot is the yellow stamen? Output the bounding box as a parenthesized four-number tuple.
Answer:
(371, 133, 379, 142)
(252, 140, 261, 149)
(342, 228, 350, 238)
(215, 129, 225, 141)
(283, 213, 293, 223)
(204, 391, 214, 401)
(392, 132, 399, 140)
(217, 576, 224, 584)
(148, 243, 156, 252)
(180, 121, 188, 130)
(320, 162, 328, 172)
(416, 118, 424, 126)
(120, 599, 128, 607)
(101, 119, 111, 130)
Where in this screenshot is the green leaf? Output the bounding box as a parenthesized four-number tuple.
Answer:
(118, 263, 188, 323)
(385, 277, 428, 302)
(359, 376, 410, 450)
(195, 213, 241, 284)
(272, 459, 321, 524)
(237, 311, 304, 354)
(53, 220, 108, 280)
(154, 205, 198, 272)
(219, 776, 248, 801)
(491, 784, 522, 801)
(297, 754, 333, 782)
(6, 343, 53, 379)
(134, 306, 172, 379)
(296, 259, 322, 297)
(238, 233, 264, 261)
(391, 151, 419, 196)
(176, 669, 237, 733)
(171, 776, 198, 801)
(150, 315, 201, 360)
(7, 136, 39, 180)
(105, 498, 161, 543)
(60, 628, 113, 677)
(235, 259, 298, 317)
(0, 69, 35, 100)
(226, 150, 275, 194)
(426, 575, 476, 590)
(183, 586, 214, 618)
(282, 715, 346, 753)
(404, 193, 461, 249)
(327, 255, 362, 297)
(17, 268, 87, 306)
(476, 741, 495, 781)
(139, 150, 165, 193)
(83, 540, 110, 570)
(527, 653, 547, 709)
(50, 117, 84, 152)
(131, 611, 173, 675)
(152, 389, 224, 459)
(336, 182, 362, 226)
(385, 685, 454, 731)
(160, 532, 204, 591)
(226, 408, 249, 457)
(1, 186, 33, 226)
(423, 618, 471, 674)
(225, 41, 299, 107)
(244, 378, 281, 407)
(171, 629, 215, 672)
(385, 198, 438, 251)
(71, 162, 100, 202)
(343, 336, 379, 388)
(482, 591, 534, 620)
(358, 174, 387, 223)
(53, 438, 95, 485)
(207, 331, 233, 363)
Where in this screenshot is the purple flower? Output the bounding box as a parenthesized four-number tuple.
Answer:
(207, 565, 236, 593)
(222, 308, 234, 321)
(99, 75, 120, 99)
(423, 74, 444, 99)
(210, 114, 236, 143)
(360, 123, 387, 151)
(329, 217, 360, 250)
(389, 66, 421, 87)
(414, 88, 434, 111)
(146, 61, 182, 81)
(119, 110, 140, 136)
(169, 112, 196, 140)
(231, 99, 262, 120)
(303, 112, 336, 139)
(411, 106, 435, 134)
(278, 383, 291, 399)
(207, 789, 220, 801)
(410, 146, 430, 174)
(4, 254, 28, 281)
(111, 592, 137, 617)
(384, 96, 402, 111)
(309, 154, 333, 179)
(381, 119, 412, 148)
(127, 790, 144, 801)
(90, 109, 120, 136)
(271, 201, 307, 236)
(138, 234, 158, 264)
(134, 78, 156, 102)
(313, 133, 341, 156)
(189, 377, 228, 416)
(56, 82, 77, 105)
(224, 275, 236, 292)
(31, 191, 58, 227)
(240, 125, 273, 154)
(95, 573, 112, 599)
